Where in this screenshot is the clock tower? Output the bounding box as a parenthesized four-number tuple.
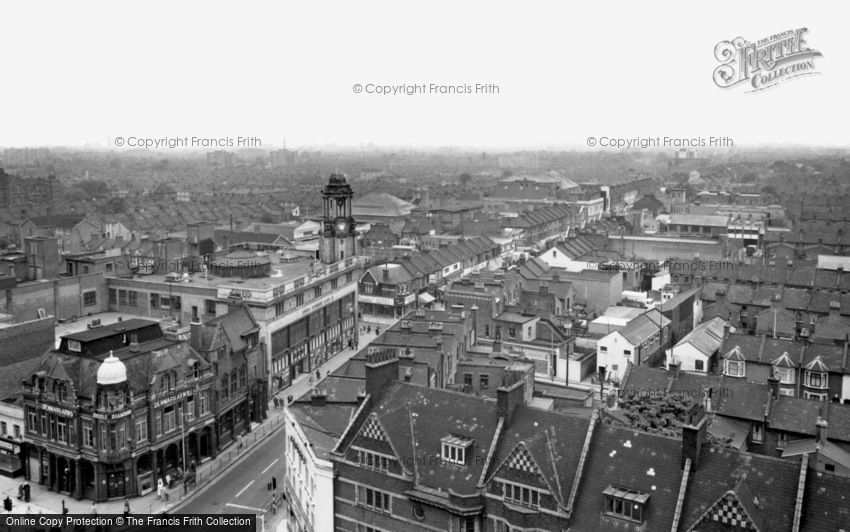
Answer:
(320, 172, 357, 264)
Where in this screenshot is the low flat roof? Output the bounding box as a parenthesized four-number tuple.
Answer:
(61, 318, 160, 342)
(496, 312, 538, 324)
(55, 312, 169, 348)
(115, 258, 315, 291)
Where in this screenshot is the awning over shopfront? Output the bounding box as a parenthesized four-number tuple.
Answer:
(418, 292, 436, 304)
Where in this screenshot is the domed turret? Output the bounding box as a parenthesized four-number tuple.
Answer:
(97, 351, 127, 385)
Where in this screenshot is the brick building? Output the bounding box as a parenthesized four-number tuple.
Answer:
(328, 350, 850, 531)
(21, 319, 220, 500)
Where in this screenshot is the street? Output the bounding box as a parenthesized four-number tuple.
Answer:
(179, 426, 286, 516)
(174, 320, 392, 528)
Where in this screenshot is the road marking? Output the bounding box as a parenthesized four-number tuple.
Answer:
(261, 458, 279, 475)
(235, 481, 254, 498)
(227, 503, 264, 512)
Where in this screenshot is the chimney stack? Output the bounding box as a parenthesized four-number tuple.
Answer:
(496, 374, 526, 423)
(382, 267, 390, 282)
(190, 320, 203, 351)
(767, 375, 780, 400)
(816, 416, 829, 446)
(668, 360, 681, 378)
(681, 405, 707, 471)
(365, 349, 400, 399)
(311, 392, 327, 407)
(829, 301, 841, 317)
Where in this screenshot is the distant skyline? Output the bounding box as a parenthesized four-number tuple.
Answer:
(2, 1, 845, 148)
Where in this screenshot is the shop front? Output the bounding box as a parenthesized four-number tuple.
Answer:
(0, 438, 22, 478)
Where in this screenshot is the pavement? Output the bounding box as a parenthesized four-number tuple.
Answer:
(0, 324, 386, 519)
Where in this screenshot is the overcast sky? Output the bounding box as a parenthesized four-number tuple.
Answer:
(2, 1, 845, 149)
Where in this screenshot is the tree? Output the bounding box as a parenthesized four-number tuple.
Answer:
(103, 197, 128, 214)
(459, 173, 472, 187)
(74, 179, 110, 199)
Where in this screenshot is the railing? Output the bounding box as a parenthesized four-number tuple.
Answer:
(130, 413, 285, 514)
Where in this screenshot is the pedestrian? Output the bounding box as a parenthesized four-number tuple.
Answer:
(375, 327, 380, 335)
(123, 498, 130, 516)
(62, 499, 68, 515)
(315, 369, 320, 381)
(17, 483, 23, 500)
(271, 492, 278, 514)
(367, 325, 371, 334)
(90, 501, 97, 516)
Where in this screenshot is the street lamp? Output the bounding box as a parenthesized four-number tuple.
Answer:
(180, 410, 187, 471)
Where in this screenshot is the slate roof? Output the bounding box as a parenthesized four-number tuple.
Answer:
(680, 448, 799, 532)
(353, 192, 415, 217)
(487, 405, 589, 507)
(755, 306, 797, 336)
(769, 396, 821, 436)
(31, 339, 208, 399)
(675, 316, 726, 356)
(202, 304, 259, 353)
(615, 309, 670, 346)
(571, 426, 683, 531)
(372, 382, 501, 494)
(714, 381, 770, 422)
(813, 311, 850, 343)
(800, 470, 850, 531)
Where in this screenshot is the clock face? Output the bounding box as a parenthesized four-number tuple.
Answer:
(337, 221, 347, 232)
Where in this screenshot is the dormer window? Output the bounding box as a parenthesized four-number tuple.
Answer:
(68, 340, 81, 353)
(806, 371, 828, 389)
(441, 435, 473, 465)
(724, 360, 745, 377)
(603, 486, 649, 523)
